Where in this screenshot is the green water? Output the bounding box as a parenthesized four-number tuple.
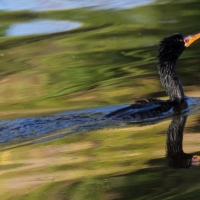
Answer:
(1, 1, 200, 199)
(1, 1, 200, 115)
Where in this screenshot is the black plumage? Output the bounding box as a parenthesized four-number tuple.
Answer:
(157, 34, 185, 102)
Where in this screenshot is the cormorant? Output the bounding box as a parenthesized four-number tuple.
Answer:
(106, 33, 200, 120)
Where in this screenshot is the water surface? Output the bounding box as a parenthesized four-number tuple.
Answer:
(1, 0, 200, 199)
(0, 0, 153, 11)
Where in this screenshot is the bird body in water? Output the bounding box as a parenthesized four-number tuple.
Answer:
(106, 33, 200, 120)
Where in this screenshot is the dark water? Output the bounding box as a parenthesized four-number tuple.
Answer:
(1, 97, 200, 145)
(1, 1, 200, 199)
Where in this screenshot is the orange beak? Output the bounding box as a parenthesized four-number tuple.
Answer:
(184, 33, 200, 47)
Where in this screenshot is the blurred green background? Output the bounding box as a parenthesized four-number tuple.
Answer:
(1, 1, 200, 119)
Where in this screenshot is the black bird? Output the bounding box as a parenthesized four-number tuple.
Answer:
(106, 33, 200, 120)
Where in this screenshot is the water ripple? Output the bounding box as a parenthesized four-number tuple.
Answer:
(1, 97, 200, 145)
(0, 0, 153, 11)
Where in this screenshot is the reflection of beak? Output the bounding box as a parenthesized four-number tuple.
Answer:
(192, 155, 200, 166)
(184, 33, 200, 47)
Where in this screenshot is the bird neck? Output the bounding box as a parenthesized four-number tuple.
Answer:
(166, 115, 186, 155)
(158, 59, 184, 102)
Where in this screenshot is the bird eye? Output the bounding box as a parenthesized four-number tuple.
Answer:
(184, 38, 189, 43)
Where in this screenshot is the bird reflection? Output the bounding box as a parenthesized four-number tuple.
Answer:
(166, 101, 200, 168)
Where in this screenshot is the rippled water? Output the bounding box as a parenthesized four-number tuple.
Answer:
(1, 0, 153, 38)
(1, 0, 200, 199)
(1, 97, 200, 145)
(6, 20, 82, 37)
(0, 0, 153, 11)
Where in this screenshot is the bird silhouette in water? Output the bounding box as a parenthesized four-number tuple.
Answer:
(106, 33, 200, 120)
(166, 103, 200, 168)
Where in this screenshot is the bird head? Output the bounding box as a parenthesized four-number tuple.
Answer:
(158, 33, 200, 63)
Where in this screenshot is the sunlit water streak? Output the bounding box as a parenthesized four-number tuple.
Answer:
(0, 0, 154, 11)
(6, 20, 82, 37)
(1, 97, 200, 145)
